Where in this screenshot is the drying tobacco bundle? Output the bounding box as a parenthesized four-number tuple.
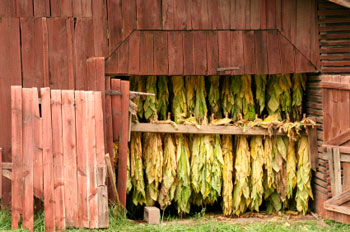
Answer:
(242, 75, 256, 121)
(144, 76, 158, 121)
(186, 76, 196, 115)
(222, 76, 234, 117)
(279, 74, 292, 119)
(158, 134, 177, 210)
(208, 76, 221, 118)
(286, 140, 297, 200)
(222, 135, 234, 216)
(233, 136, 251, 216)
(292, 73, 306, 121)
(231, 76, 243, 122)
(172, 76, 187, 123)
(255, 75, 267, 116)
(266, 75, 283, 118)
(194, 76, 208, 123)
(274, 136, 288, 205)
(296, 136, 313, 215)
(127, 147, 132, 194)
(130, 133, 146, 206)
(143, 133, 163, 206)
(190, 134, 204, 206)
(250, 136, 264, 212)
(157, 76, 169, 120)
(174, 134, 192, 214)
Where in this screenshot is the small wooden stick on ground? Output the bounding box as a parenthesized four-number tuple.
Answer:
(105, 153, 121, 206)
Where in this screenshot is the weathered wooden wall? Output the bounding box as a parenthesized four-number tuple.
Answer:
(319, 0, 350, 73)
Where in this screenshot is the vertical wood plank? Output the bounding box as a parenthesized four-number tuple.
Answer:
(75, 91, 89, 228)
(140, 32, 154, 75)
(111, 79, 121, 142)
(208, 0, 217, 29)
(94, 92, 109, 228)
(62, 90, 78, 228)
(254, 31, 268, 75)
(118, 41, 129, 75)
(243, 31, 255, 74)
(122, 0, 137, 40)
(218, 31, 231, 74)
(34, 0, 50, 16)
(51, 0, 73, 16)
(279, 34, 295, 74)
(32, 88, 43, 199)
(128, 31, 140, 75)
(22, 88, 34, 232)
(74, 18, 95, 90)
(47, 18, 70, 89)
(260, 0, 267, 29)
(162, 0, 174, 29)
(92, 0, 108, 57)
(51, 90, 65, 230)
(21, 18, 46, 89)
(11, 86, 23, 230)
(173, 0, 191, 29)
(296, 0, 312, 60)
(266, 30, 281, 74)
(232, 0, 249, 29)
(217, 0, 230, 29)
(191, 0, 209, 29)
(183, 32, 194, 75)
(231, 31, 244, 75)
(250, 0, 261, 29)
(86, 92, 98, 229)
(86, 58, 97, 91)
(295, 51, 315, 73)
(275, 0, 281, 30)
(333, 148, 342, 196)
(118, 81, 130, 208)
(0, 0, 16, 16)
(308, 117, 318, 169)
(0, 19, 22, 206)
(266, 0, 276, 29)
(41, 18, 49, 87)
(193, 31, 207, 75)
(16, 0, 33, 17)
(327, 148, 335, 197)
(66, 18, 75, 90)
(168, 31, 184, 75)
(73, 0, 92, 17)
(207, 31, 218, 75)
(281, 0, 296, 43)
(137, 0, 161, 29)
(105, 78, 115, 202)
(154, 32, 168, 75)
(107, 0, 122, 54)
(41, 88, 55, 232)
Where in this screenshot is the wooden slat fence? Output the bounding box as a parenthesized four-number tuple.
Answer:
(11, 87, 108, 232)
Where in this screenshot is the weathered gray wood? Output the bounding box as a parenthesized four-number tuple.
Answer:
(98, 186, 108, 228)
(342, 154, 350, 162)
(324, 204, 350, 216)
(131, 123, 290, 135)
(334, 148, 342, 196)
(327, 148, 336, 196)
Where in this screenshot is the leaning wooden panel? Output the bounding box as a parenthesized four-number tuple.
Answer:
(32, 88, 43, 199)
(22, 88, 34, 232)
(86, 92, 98, 228)
(51, 90, 66, 230)
(75, 91, 89, 228)
(94, 91, 109, 228)
(62, 90, 79, 227)
(41, 88, 55, 231)
(11, 86, 23, 229)
(118, 81, 130, 207)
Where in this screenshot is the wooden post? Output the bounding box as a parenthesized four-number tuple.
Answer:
(308, 116, 318, 169)
(327, 147, 335, 197)
(334, 148, 342, 196)
(0, 147, 2, 199)
(118, 81, 129, 208)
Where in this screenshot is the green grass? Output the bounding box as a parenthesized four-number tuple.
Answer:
(1, 207, 350, 232)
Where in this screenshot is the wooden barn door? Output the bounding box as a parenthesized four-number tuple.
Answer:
(321, 75, 350, 223)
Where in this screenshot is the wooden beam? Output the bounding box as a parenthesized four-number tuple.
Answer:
(308, 117, 318, 169)
(327, 148, 336, 196)
(320, 81, 350, 91)
(334, 148, 342, 196)
(342, 154, 350, 162)
(324, 128, 350, 146)
(131, 123, 290, 135)
(324, 204, 350, 215)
